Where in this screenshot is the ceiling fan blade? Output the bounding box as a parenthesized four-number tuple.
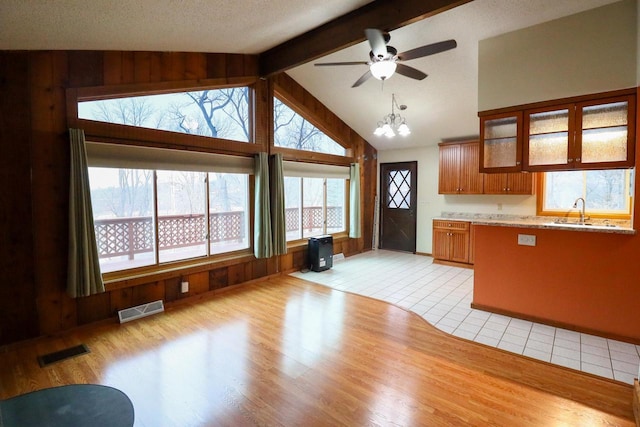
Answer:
(315, 61, 369, 66)
(398, 39, 457, 61)
(395, 63, 428, 80)
(365, 28, 387, 59)
(352, 70, 372, 88)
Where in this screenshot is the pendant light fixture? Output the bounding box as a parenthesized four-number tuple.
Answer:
(374, 93, 411, 138)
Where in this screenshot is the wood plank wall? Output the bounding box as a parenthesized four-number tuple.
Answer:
(0, 51, 377, 346)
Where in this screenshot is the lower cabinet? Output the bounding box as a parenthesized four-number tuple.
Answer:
(432, 220, 472, 265)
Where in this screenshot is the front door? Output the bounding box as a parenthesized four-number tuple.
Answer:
(379, 162, 417, 253)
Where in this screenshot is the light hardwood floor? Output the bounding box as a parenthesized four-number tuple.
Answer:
(0, 275, 635, 426)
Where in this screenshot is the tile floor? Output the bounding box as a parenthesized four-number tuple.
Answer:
(290, 249, 640, 385)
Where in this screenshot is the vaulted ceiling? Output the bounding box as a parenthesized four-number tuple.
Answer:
(0, 0, 624, 150)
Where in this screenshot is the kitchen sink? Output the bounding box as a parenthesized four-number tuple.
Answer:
(544, 221, 618, 228)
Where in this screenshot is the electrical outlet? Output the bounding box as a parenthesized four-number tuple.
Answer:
(517, 234, 536, 246)
(497, 203, 503, 211)
(181, 281, 189, 293)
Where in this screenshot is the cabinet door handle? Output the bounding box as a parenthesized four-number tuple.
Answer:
(516, 161, 521, 165)
(507, 188, 511, 191)
(503, 188, 507, 191)
(576, 158, 581, 162)
(568, 158, 573, 162)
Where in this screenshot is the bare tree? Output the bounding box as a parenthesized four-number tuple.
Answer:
(93, 97, 163, 128)
(274, 98, 320, 150)
(105, 170, 153, 217)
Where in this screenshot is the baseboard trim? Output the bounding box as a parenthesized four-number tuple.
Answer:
(633, 379, 639, 426)
(471, 303, 640, 345)
(433, 259, 474, 269)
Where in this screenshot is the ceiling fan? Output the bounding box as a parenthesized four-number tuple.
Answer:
(315, 28, 457, 88)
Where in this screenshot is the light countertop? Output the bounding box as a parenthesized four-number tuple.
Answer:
(434, 213, 635, 235)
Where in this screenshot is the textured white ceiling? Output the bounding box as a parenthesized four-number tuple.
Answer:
(0, 0, 370, 53)
(0, 0, 625, 151)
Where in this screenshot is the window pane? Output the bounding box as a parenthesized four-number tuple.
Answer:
(285, 177, 302, 241)
(89, 167, 155, 273)
(274, 97, 346, 156)
(483, 138, 517, 168)
(303, 178, 324, 238)
(157, 171, 207, 263)
(209, 173, 249, 254)
(585, 169, 628, 210)
(79, 87, 250, 143)
(543, 169, 630, 214)
(582, 102, 627, 129)
(327, 179, 346, 234)
(528, 132, 569, 166)
(387, 170, 411, 209)
(581, 127, 627, 163)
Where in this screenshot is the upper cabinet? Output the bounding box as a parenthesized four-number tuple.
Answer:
(438, 140, 534, 195)
(438, 141, 483, 194)
(523, 94, 635, 171)
(523, 104, 573, 171)
(479, 89, 636, 173)
(479, 112, 523, 173)
(576, 96, 635, 168)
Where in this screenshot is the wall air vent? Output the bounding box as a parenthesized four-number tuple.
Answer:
(118, 300, 164, 323)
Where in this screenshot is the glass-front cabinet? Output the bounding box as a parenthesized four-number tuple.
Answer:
(577, 97, 634, 167)
(523, 104, 573, 171)
(479, 111, 523, 173)
(479, 90, 635, 174)
(523, 95, 635, 171)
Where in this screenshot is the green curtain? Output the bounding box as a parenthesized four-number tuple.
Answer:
(270, 154, 287, 255)
(254, 152, 273, 258)
(349, 162, 361, 238)
(68, 129, 105, 298)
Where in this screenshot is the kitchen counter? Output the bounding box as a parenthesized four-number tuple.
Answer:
(435, 213, 635, 235)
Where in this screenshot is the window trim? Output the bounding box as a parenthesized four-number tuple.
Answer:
(535, 171, 633, 219)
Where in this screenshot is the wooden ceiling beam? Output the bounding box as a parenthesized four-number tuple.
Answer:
(258, 0, 472, 77)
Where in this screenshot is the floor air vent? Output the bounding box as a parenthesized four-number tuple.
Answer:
(118, 300, 165, 323)
(38, 344, 90, 367)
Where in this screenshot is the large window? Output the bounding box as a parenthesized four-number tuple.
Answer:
(284, 177, 346, 241)
(274, 97, 346, 156)
(79, 87, 250, 143)
(90, 167, 250, 273)
(539, 169, 633, 217)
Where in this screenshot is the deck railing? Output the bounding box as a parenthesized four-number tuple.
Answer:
(94, 207, 343, 259)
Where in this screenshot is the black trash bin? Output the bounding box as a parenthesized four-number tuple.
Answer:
(308, 235, 333, 272)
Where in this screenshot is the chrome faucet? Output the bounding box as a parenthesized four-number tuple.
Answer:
(573, 197, 586, 224)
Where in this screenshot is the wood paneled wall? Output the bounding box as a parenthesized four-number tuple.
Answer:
(0, 50, 377, 346)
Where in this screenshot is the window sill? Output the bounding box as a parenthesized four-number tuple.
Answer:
(103, 250, 256, 291)
(285, 232, 350, 250)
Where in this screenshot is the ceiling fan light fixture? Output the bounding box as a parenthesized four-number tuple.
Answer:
(370, 61, 397, 80)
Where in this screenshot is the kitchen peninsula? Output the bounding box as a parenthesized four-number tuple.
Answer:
(448, 212, 640, 343)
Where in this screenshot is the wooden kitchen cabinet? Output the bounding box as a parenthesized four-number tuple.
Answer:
(523, 94, 635, 171)
(433, 220, 471, 266)
(438, 140, 483, 194)
(483, 172, 535, 195)
(479, 89, 636, 174)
